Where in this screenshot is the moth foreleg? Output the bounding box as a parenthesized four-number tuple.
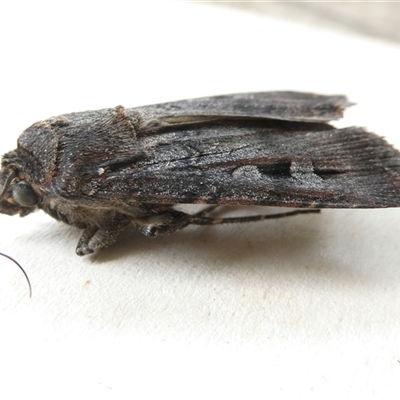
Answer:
(76, 221, 129, 256)
(187, 209, 320, 226)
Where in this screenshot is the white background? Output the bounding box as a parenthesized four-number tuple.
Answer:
(0, 2, 400, 399)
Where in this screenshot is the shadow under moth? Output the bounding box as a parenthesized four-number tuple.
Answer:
(1, 91, 399, 255)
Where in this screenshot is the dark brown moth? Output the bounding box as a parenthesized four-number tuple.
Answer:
(1, 92, 400, 255)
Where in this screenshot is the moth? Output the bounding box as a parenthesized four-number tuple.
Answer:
(1, 92, 400, 256)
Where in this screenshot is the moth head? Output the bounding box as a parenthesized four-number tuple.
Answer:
(0, 165, 38, 217)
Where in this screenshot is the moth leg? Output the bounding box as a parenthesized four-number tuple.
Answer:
(76, 222, 128, 256)
(193, 205, 220, 217)
(76, 227, 98, 256)
(135, 208, 320, 238)
(188, 209, 320, 226)
(134, 210, 192, 238)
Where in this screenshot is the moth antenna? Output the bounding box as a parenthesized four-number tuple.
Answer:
(0, 252, 32, 298)
(0, 169, 16, 202)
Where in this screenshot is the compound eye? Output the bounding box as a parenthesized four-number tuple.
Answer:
(12, 182, 38, 207)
